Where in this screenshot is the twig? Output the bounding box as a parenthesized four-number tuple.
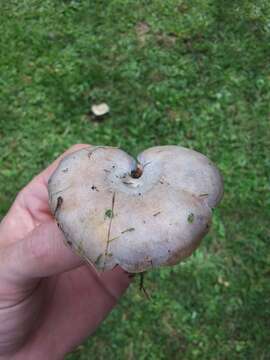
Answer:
(103, 192, 116, 270)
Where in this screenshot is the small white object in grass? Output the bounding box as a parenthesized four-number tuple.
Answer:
(91, 103, 110, 117)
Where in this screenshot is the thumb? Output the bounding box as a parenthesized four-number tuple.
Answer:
(1, 221, 84, 286)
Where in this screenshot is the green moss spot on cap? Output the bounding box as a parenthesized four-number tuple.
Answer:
(188, 213, 195, 223)
(105, 209, 113, 219)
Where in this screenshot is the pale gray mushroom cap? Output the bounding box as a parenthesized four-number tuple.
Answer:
(48, 145, 223, 273)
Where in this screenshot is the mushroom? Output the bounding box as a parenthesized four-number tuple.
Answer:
(91, 103, 110, 117)
(48, 145, 223, 273)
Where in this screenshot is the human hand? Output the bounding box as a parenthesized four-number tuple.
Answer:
(0, 144, 131, 360)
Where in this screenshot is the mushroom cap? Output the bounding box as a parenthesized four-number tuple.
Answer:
(48, 145, 223, 273)
(91, 103, 110, 117)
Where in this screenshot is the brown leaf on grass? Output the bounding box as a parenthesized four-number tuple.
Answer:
(136, 21, 150, 45)
(22, 75, 32, 84)
(156, 32, 177, 47)
(177, 3, 189, 12)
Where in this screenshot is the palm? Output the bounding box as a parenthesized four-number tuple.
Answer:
(22, 260, 128, 356)
(0, 145, 130, 357)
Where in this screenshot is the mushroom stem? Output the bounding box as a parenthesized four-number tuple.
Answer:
(130, 163, 143, 179)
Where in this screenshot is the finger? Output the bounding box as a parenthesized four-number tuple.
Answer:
(0, 221, 83, 287)
(37, 144, 92, 185)
(0, 144, 92, 244)
(98, 266, 133, 300)
(18, 144, 91, 202)
(17, 266, 132, 356)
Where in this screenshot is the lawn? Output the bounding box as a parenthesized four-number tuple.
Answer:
(0, 0, 270, 359)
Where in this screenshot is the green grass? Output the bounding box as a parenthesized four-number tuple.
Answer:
(1, 1, 270, 359)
